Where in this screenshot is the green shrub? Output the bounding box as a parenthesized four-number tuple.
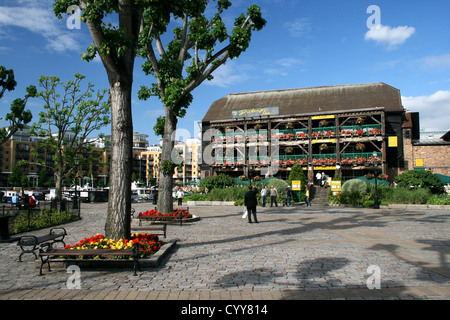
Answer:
(12, 209, 73, 234)
(426, 194, 450, 205)
(395, 170, 443, 192)
(342, 179, 367, 195)
(200, 174, 235, 191)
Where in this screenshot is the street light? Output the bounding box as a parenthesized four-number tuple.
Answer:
(372, 151, 380, 209)
(73, 155, 79, 209)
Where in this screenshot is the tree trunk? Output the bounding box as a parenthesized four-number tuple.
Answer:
(105, 81, 133, 240)
(157, 108, 177, 214)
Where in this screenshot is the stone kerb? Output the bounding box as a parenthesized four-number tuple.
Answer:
(187, 201, 236, 206)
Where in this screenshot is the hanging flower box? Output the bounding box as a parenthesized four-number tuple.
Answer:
(319, 120, 328, 127)
(365, 174, 375, 180)
(283, 133, 294, 140)
(272, 133, 283, 140)
(285, 147, 294, 153)
(285, 160, 295, 166)
(296, 132, 308, 139)
(341, 158, 353, 166)
(356, 117, 365, 125)
(356, 143, 365, 151)
(273, 159, 283, 166)
(324, 130, 335, 137)
(313, 159, 324, 166)
(320, 144, 328, 151)
(286, 122, 294, 129)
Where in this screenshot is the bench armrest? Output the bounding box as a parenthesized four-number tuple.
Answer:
(50, 227, 67, 236)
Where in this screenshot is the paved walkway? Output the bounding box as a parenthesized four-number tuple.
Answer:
(0, 202, 449, 300)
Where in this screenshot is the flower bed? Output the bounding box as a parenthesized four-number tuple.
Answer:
(137, 209, 192, 221)
(63, 233, 162, 259)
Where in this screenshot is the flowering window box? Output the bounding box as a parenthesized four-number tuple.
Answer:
(296, 132, 308, 139)
(283, 133, 294, 140)
(272, 133, 283, 140)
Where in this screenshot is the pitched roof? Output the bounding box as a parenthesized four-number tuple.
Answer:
(202, 82, 403, 122)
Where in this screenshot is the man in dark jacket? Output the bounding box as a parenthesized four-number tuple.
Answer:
(244, 186, 259, 223)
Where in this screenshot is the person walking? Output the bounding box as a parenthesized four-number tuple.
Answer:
(244, 186, 259, 223)
(315, 171, 322, 187)
(305, 184, 311, 207)
(283, 186, 292, 207)
(261, 185, 268, 207)
(270, 185, 278, 207)
(176, 187, 184, 210)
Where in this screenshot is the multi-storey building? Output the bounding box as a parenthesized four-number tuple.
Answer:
(201, 82, 406, 183)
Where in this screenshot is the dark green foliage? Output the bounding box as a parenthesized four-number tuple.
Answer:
(395, 170, 443, 192)
(200, 174, 235, 190)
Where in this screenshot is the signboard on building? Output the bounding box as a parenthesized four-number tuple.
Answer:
(330, 180, 341, 195)
(292, 180, 301, 191)
(388, 136, 398, 147)
(231, 106, 280, 119)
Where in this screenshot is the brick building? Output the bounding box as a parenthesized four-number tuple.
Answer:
(402, 112, 450, 176)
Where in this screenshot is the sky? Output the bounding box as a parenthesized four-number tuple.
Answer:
(1, 0, 449, 145)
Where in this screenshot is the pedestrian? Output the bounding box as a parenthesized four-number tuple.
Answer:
(176, 187, 184, 210)
(283, 186, 292, 207)
(12, 193, 21, 209)
(29, 193, 38, 209)
(270, 185, 278, 207)
(261, 185, 268, 207)
(244, 186, 259, 223)
(305, 184, 311, 207)
(316, 171, 322, 187)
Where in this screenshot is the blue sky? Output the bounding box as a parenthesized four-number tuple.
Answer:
(1, 0, 449, 145)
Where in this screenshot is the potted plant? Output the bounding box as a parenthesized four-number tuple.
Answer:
(285, 147, 294, 153)
(319, 120, 328, 127)
(286, 122, 294, 129)
(320, 144, 328, 151)
(254, 124, 262, 130)
(356, 117, 365, 125)
(356, 143, 365, 152)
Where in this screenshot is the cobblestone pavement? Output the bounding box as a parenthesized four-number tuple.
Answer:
(0, 202, 449, 300)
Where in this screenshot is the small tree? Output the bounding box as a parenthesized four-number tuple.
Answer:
(0, 66, 36, 144)
(288, 164, 307, 202)
(29, 74, 110, 204)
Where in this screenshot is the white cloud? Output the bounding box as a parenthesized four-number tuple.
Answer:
(206, 62, 251, 88)
(284, 17, 312, 38)
(0, 3, 82, 53)
(365, 24, 415, 50)
(422, 53, 450, 71)
(402, 91, 450, 131)
(264, 57, 303, 76)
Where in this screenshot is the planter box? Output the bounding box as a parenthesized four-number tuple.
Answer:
(35, 239, 178, 270)
(187, 201, 236, 206)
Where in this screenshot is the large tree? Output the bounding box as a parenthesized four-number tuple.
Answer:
(55, 0, 144, 240)
(137, 0, 266, 214)
(0, 66, 36, 144)
(29, 74, 110, 204)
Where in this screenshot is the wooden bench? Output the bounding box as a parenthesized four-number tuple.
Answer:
(38, 242, 141, 276)
(131, 224, 167, 238)
(138, 213, 185, 226)
(17, 227, 67, 262)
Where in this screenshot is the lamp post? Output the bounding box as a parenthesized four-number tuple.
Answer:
(372, 151, 380, 209)
(73, 155, 79, 209)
